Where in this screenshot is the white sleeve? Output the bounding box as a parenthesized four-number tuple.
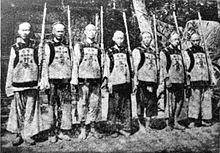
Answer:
(70, 43, 81, 85)
(5, 47, 16, 97)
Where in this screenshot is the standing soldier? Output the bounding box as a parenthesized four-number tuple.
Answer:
(102, 30, 132, 137)
(40, 22, 72, 143)
(185, 32, 215, 127)
(71, 24, 102, 140)
(6, 22, 40, 145)
(157, 31, 186, 130)
(132, 32, 158, 131)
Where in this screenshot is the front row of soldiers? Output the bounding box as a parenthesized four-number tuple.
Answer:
(5, 21, 215, 146)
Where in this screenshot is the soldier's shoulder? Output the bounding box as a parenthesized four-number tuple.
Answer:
(161, 47, 169, 54)
(185, 46, 192, 51)
(74, 41, 84, 48)
(135, 46, 143, 50)
(106, 47, 115, 55)
(11, 38, 22, 48)
(45, 39, 54, 44)
(108, 46, 114, 52)
(11, 42, 18, 48)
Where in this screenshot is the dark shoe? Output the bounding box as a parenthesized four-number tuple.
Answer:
(24, 137, 36, 145)
(12, 135, 23, 146)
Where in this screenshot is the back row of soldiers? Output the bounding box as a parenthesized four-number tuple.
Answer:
(5, 21, 215, 146)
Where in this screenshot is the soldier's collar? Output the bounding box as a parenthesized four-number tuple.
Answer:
(190, 45, 204, 53)
(16, 37, 34, 44)
(82, 40, 97, 47)
(113, 44, 126, 51)
(168, 44, 180, 54)
(141, 44, 153, 52)
(16, 37, 35, 48)
(52, 38, 67, 45)
(85, 38, 96, 44)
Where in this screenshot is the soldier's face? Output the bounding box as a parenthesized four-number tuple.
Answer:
(142, 33, 152, 46)
(18, 23, 31, 40)
(191, 34, 200, 46)
(170, 33, 180, 47)
(85, 25, 96, 39)
(53, 24, 65, 40)
(113, 33, 124, 46)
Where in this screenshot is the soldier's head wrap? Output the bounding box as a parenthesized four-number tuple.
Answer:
(190, 32, 201, 40)
(18, 22, 31, 30)
(169, 31, 179, 40)
(139, 31, 152, 41)
(52, 21, 66, 31)
(112, 30, 124, 39)
(84, 24, 96, 32)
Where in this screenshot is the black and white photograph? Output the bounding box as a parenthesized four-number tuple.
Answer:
(1, 0, 220, 152)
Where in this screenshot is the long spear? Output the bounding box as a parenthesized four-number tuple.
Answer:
(153, 14, 160, 77)
(38, 3, 47, 85)
(67, 5, 73, 65)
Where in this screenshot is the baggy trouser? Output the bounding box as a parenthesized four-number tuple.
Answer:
(137, 85, 157, 119)
(164, 85, 184, 124)
(188, 87, 212, 120)
(7, 89, 40, 139)
(49, 82, 72, 134)
(77, 82, 100, 125)
(108, 90, 131, 132)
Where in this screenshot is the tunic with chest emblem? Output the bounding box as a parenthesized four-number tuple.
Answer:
(159, 45, 185, 84)
(103, 45, 132, 87)
(186, 46, 210, 83)
(71, 41, 101, 84)
(45, 40, 72, 80)
(5, 38, 39, 97)
(132, 46, 158, 83)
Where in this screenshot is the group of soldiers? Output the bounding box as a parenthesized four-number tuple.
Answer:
(5, 20, 216, 146)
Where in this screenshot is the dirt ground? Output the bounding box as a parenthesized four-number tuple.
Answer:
(1, 120, 219, 153)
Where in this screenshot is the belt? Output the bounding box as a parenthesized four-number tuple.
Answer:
(78, 78, 101, 84)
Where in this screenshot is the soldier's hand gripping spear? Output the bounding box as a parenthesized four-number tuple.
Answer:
(38, 3, 47, 89)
